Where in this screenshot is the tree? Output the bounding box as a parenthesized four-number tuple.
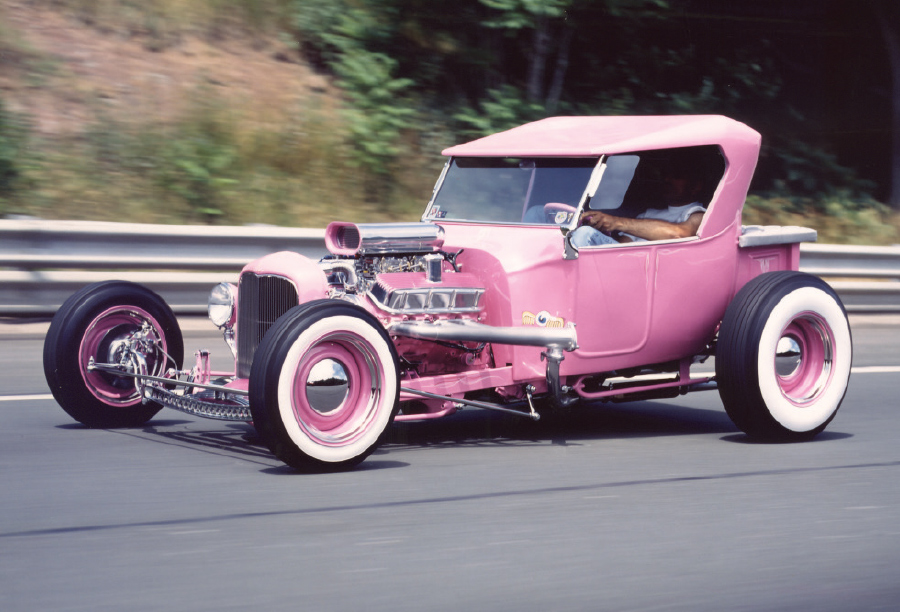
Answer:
(479, 0, 573, 108)
(873, 0, 900, 209)
(290, 0, 891, 205)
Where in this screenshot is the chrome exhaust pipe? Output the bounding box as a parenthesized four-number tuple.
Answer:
(389, 319, 577, 351)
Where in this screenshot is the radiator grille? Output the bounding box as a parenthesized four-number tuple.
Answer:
(237, 273, 299, 378)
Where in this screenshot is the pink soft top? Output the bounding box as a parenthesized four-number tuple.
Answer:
(442, 115, 760, 159)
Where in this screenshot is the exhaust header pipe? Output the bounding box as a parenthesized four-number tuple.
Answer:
(390, 319, 577, 351)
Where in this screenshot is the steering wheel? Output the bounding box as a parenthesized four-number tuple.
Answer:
(543, 202, 577, 225)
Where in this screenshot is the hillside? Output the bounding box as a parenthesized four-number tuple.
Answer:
(0, 0, 435, 226)
(0, 2, 328, 136)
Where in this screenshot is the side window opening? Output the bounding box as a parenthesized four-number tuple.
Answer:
(591, 146, 726, 218)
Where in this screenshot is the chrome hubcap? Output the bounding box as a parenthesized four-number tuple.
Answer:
(305, 358, 350, 414)
(775, 335, 802, 377)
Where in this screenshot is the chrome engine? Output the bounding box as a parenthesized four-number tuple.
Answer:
(320, 253, 484, 315)
(320, 222, 485, 317)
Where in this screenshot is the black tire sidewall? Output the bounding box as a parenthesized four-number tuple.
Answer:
(44, 281, 184, 427)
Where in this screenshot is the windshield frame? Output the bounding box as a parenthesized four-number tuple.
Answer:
(421, 156, 606, 229)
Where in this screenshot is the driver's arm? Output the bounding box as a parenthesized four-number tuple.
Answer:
(580, 211, 703, 242)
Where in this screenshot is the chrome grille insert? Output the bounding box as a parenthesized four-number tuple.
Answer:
(237, 273, 299, 378)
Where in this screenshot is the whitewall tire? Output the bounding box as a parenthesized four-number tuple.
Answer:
(717, 272, 851, 440)
(249, 301, 400, 471)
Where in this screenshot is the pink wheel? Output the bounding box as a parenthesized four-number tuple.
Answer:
(78, 306, 169, 406)
(773, 314, 834, 406)
(249, 301, 399, 471)
(44, 281, 183, 428)
(717, 272, 852, 440)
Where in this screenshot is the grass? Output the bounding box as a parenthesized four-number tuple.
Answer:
(5, 93, 440, 225)
(30, 0, 296, 48)
(743, 195, 899, 246)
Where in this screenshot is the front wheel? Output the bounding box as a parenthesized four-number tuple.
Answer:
(716, 272, 852, 440)
(43, 281, 184, 427)
(249, 301, 400, 471)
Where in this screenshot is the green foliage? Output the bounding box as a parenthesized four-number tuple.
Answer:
(153, 136, 238, 221)
(744, 194, 897, 246)
(78, 99, 240, 222)
(140, 102, 240, 221)
(334, 51, 415, 175)
(292, 0, 349, 65)
(14, 87, 429, 226)
(0, 99, 29, 210)
(453, 85, 547, 138)
(293, 0, 417, 191)
(762, 139, 875, 201)
(479, 0, 572, 29)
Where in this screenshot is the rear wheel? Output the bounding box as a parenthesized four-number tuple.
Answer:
(716, 272, 851, 440)
(43, 281, 184, 427)
(249, 301, 400, 471)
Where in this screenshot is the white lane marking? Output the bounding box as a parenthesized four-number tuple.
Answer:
(3, 365, 900, 403)
(0, 394, 54, 402)
(694, 366, 900, 377)
(851, 366, 900, 374)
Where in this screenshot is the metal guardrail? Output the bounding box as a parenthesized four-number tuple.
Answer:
(1, 219, 898, 315)
(0, 219, 327, 315)
(798, 243, 900, 312)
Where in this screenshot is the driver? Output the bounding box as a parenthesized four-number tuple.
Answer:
(569, 170, 706, 247)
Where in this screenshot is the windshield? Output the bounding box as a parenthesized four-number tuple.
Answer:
(425, 157, 597, 224)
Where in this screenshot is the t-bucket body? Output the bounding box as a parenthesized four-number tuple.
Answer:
(44, 115, 850, 471)
(231, 115, 801, 410)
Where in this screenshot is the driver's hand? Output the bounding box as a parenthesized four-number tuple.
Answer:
(580, 211, 619, 234)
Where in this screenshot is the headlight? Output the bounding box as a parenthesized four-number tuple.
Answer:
(208, 282, 236, 328)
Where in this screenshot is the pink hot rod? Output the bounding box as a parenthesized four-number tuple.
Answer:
(43, 115, 852, 470)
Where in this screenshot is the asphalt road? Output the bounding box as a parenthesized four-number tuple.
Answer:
(1, 318, 899, 611)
